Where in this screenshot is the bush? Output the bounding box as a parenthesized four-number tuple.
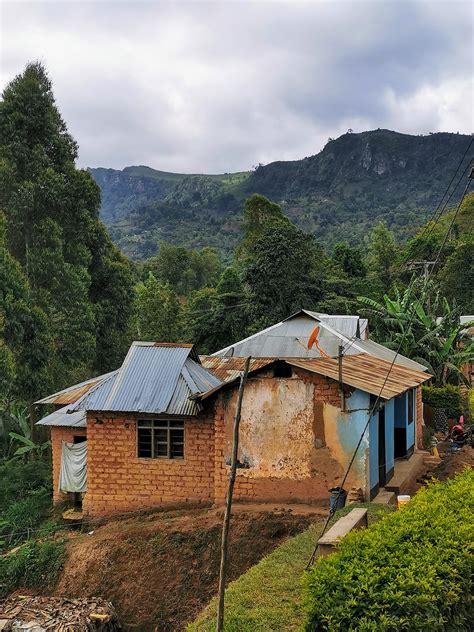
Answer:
(0, 538, 65, 598)
(422, 384, 463, 418)
(0, 459, 53, 551)
(302, 469, 474, 631)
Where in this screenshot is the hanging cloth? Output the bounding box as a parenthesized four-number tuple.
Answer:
(59, 440, 87, 493)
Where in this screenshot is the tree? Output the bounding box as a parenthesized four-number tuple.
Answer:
(365, 222, 399, 290)
(134, 273, 183, 342)
(332, 242, 366, 278)
(239, 194, 290, 258)
(358, 280, 474, 385)
(439, 239, 474, 312)
(185, 267, 249, 354)
(0, 62, 134, 396)
(243, 223, 325, 328)
(0, 213, 53, 401)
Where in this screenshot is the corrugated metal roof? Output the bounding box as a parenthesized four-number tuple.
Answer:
(36, 406, 86, 428)
(351, 339, 427, 372)
(37, 343, 222, 426)
(34, 371, 118, 406)
(94, 343, 192, 413)
(200, 356, 275, 382)
(212, 310, 426, 372)
(76, 343, 221, 416)
(287, 354, 431, 399)
(198, 353, 432, 402)
(295, 311, 369, 339)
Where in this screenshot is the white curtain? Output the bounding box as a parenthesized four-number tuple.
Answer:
(59, 440, 87, 493)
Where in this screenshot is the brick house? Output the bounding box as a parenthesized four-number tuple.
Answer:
(37, 313, 431, 517)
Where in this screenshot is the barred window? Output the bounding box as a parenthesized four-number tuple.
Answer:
(137, 420, 184, 459)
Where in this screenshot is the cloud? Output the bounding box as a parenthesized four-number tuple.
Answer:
(0, 0, 472, 172)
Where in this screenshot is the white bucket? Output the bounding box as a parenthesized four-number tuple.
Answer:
(397, 494, 411, 509)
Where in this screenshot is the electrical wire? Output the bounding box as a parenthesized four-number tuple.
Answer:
(306, 171, 473, 568)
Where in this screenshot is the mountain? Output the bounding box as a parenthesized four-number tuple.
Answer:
(89, 130, 472, 259)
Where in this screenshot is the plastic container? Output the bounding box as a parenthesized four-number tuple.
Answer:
(329, 487, 347, 513)
(397, 494, 411, 509)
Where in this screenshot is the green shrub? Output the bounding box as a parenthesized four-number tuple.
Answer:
(422, 384, 463, 418)
(302, 469, 474, 631)
(0, 459, 53, 551)
(0, 538, 65, 598)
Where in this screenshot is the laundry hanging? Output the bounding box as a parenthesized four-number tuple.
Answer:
(59, 441, 87, 493)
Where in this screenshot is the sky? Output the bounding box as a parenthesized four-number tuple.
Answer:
(0, 0, 473, 172)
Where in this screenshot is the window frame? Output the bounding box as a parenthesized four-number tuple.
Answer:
(137, 418, 185, 460)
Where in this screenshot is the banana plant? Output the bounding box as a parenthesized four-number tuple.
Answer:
(358, 279, 474, 386)
(7, 401, 50, 460)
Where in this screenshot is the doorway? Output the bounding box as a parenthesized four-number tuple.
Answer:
(378, 407, 386, 487)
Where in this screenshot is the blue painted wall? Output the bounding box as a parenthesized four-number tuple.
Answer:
(335, 389, 371, 490)
(394, 393, 407, 428)
(406, 389, 415, 450)
(369, 410, 379, 492)
(384, 399, 395, 478)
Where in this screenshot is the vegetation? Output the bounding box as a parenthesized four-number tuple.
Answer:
(0, 62, 134, 404)
(422, 385, 464, 418)
(0, 538, 65, 598)
(189, 505, 391, 631)
(358, 280, 474, 385)
(90, 130, 472, 259)
(302, 470, 474, 631)
(0, 459, 53, 551)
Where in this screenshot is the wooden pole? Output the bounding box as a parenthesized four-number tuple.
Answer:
(338, 345, 345, 412)
(216, 356, 251, 632)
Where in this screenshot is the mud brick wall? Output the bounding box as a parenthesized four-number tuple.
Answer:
(213, 370, 344, 505)
(50, 426, 87, 503)
(82, 414, 215, 517)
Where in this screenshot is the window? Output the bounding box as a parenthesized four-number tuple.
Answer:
(137, 420, 184, 459)
(273, 361, 293, 378)
(407, 389, 415, 425)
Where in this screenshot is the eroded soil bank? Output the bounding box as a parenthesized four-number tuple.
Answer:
(53, 507, 319, 631)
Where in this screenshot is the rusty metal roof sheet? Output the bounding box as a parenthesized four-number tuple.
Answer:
(198, 353, 431, 401)
(200, 356, 275, 382)
(34, 371, 118, 406)
(287, 354, 431, 399)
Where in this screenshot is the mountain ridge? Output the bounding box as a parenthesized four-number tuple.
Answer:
(89, 129, 472, 259)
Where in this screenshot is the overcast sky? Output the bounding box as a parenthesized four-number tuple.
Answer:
(1, 1, 472, 172)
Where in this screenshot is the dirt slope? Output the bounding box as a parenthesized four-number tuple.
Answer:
(53, 507, 317, 631)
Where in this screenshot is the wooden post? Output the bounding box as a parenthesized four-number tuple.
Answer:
(338, 345, 345, 412)
(216, 356, 251, 632)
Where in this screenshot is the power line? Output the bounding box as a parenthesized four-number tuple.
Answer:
(306, 170, 473, 568)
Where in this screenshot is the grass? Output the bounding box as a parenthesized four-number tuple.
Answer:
(0, 538, 66, 598)
(188, 504, 392, 631)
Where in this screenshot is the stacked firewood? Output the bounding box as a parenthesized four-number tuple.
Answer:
(0, 596, 121, 631)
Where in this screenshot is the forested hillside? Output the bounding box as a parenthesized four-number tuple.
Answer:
(90, 130, 472, 259)
(1, 62, 472, 412)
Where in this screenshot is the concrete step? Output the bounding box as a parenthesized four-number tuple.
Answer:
(372, 489, 396, 505)
(423, 456, 442, 465)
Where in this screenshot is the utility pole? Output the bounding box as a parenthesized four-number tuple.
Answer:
(338, 345, 345, 412)
(216, 356, 251, 632)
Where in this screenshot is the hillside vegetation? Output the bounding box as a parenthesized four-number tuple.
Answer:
(90, 130, 472, 259)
